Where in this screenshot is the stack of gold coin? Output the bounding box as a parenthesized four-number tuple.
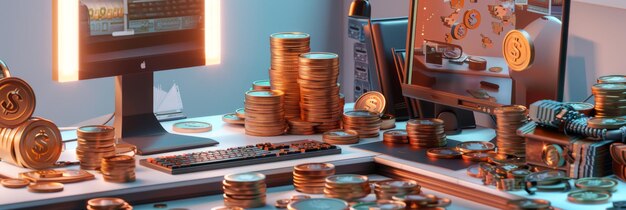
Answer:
(494, 105, 527, 157)
(244, 90, 286, 136)
(101, 155, 135, 183)
(252, 80, 271, 91)
(223, 172, 267, 208)
(597, 75, 626, 84)
(269, 32, 310, 119)
(591, 83, 626, 118)
(76, 125, 116, 170)
(299, 52, 342, 124)
(374, 180, 421, 200)
(324, 174, 371, 201)
(322, 129, 359, 145)
(287, 118, 318, 135)
(406, 119, 446, 148)
(383, 130, 409, 144)
(0, 117, 62, 169)
(342, 110, 382, 138)
(87, 197, 133, 210)
(293, 163, 335, 194)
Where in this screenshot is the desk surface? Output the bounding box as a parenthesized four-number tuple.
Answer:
(0, 110, 623, 209)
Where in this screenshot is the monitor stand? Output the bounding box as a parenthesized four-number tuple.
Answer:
(114, 72, 218, 155)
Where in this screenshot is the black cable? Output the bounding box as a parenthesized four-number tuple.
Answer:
(102, 113, 115, 125)
(583, 94, 593, 103)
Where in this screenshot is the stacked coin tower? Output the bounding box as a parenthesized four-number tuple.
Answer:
(342, 110, 382, 138)
(77, 125, 116, 170)
(591, 83, 626, 118)
(298, 52, 342, 126)
(293, 163, 336, 194)
(324, 174, 371, 201)
(0, 117, 62, 169)
(374, 180, 421, 200)
(383, 129, 409, 144)
(494, 105, 527, 157)
(244, 90, 286, 136)
(269, 32, 311, 119)
(87, 197, 132, 210)
(223, 172, 267, 208)
(287, 118, 318, 135)
(406, 119, 447, 148)
(101, 155, 136, 183)
(322, 129, 359, 145)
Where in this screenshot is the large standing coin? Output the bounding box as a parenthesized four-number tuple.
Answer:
(503, 30, 534, 72)
(355, 91, 386, 114)
(172, 121, 212, 133)
(13, 118, 63, 169)
(1, 178, 29, 188)
(541, 144, 565, 168)
(0, 77, 35, 127)
(463, 9, 481, 29)
(28, 182, 64, 193)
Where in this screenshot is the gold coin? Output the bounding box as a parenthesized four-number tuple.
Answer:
(587, 117, 626, 129)
(489, 67, 503, 73)
(456, 141, 496, 153)
(28, 182, 64, 193)
(567, 190, 610, 204)
(211, 206, 245, 210)
(222, 113, 244, 125)
(0, 77, 36, 127)
(542, 144, 564, 168)
(451, 23, 467, 40)
(252, 80, 271, 91)
(503, 30, 534, 72)
(575, 177, 618, 192)
(1, 178, 29, 188)
(13, 118, 63, 169)
(235, 108, 246, 119)
(354, 91, 386, 114)
(463, 9, 481, 29)
(87, 197, 126, 209)
(598, 75, 626, 84)
(426, 148, 462, 159)
(172, 121, 212, 133)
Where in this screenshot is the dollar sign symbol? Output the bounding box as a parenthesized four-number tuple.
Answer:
(366, 97, 378, 110)
(469, 13, 477, 26)
(32, 130, 50, 160)
(511, 37, 523, 62)
(1, 89, 22, 115)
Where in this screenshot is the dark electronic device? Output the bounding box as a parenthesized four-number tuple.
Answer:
(140, 140, 342, 175)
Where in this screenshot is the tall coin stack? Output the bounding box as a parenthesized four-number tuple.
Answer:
(406, 119, 447, 148)
(101, 155, 136, 183)
(374, 180, 421, 200)
(244, 90, 286, 136)
(324, 174, 371, 201)
(494, 105, 528, 157)
(591, 83, 626, 118)
(223, 172, 267, 208)
(87, 197, 133, 210)
(0, 117, 62, 169)
(269, 32, 311, 119)
(76, 125, 116, 170)
(293, 163, 336, 194)
(299, 53, 342, 125)
(342, 110, 382, 138)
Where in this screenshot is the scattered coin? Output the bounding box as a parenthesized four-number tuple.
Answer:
(28, 182, 64, 193)
(222, 113, 244, 125)
(172, 121, 212, 133)
(0, 77, 36, 127)
(275, 199, 291, 208)
(456, 141, 496, 153)
(575, 177, 618, 192)
(374, 180, 421, 200)
(587, 117, 626, 129)
(488, 66, 503, 73)
(1, 178, 29, 188)
(567, 190, 611, 204)
(426, 148, 462, 159)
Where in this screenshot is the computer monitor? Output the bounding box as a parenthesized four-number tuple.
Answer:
(402, 0, 571, 115)
(52, 0, 221, 155)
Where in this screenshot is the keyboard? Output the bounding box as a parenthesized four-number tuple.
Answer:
(140, 140, 342, 175)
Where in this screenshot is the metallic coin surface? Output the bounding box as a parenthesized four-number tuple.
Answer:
(0, 77, 36, 127)
(355, 91, 386, 114)
(5, 118, 63, 169)
(457, 141, 495, 153)
(87, 197, 126, 209)
(451, 23, 467, 40)
(598, 75, 626, 84)
(28, 182, 64, 193)
(489, 67, 503, 73)
(542, 144, 564, 168)
(225, 172, 266, 183)
(503, 30, 534, 72)
(0, 60, 11, 78)
(507, 199, 551, 209)
(567, 190, 611, 204)
(0, 178, 29, 188)
(252, 80, 271, 91)
(575, 177, 618, 192)
(235, 108, 246, 119)
(426, 148, 462, 159)
(173, 121, 212, 133)
(222, 113, 244, 125)
(587, 117, 626, 129)
(287, 198, 348, 210)
(463, 9, 481, 29)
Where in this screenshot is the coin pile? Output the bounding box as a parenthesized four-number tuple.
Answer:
(383, 129, 409, 144)
(293, 163, 336, 194)
(269, 32, 311, 119)
(299, 52, 342, 124)
(374, 180, 421, 200)
(101, 155, 135, 183)
(343, 110, 382, 138)
(76, 125, 116, 170)
(87, 197, 133, 210)
(287, 118, 318, 135)
(223, 172, 267, 208)
(322, 129, 359, 145)
(494, 105, 527, 157)
(0, 117, 62, 169)
(591, 83, 626, 118)
(244, 90, 286, 136)
(324, 174, 371, 201)
(406, 119, 446, 148)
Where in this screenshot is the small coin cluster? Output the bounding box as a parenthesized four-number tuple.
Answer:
(101, 155, 136, 183)
(342, 110, 381, 138)
(374, 180, 421, 200)
(494, 105, 527, 157)
(0, 117, 62, 169)
(76, 125, 116, 170)
(322, 129, 359, 145)
(591, 83, 626, 118)
(383, 129, 409, 144)
(406, 119, 446, 148)
(299, 52, 342, 126)
(293, 163, 335, 194)
(223, 172, 267, 208)
(244, 90, 286, 136)
(324, 174, 371, 201)
(87, 197, 133, 210)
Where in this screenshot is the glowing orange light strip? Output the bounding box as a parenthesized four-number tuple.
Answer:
(57, 0, 79, 82)
(205, 0, 221, 65)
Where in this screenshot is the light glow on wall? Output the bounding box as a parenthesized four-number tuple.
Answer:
(205, 0, 221, 65)
(56, 0, 79, 82)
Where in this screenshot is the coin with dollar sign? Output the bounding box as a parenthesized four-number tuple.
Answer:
(0, 77, 35, 127)
(463, 9, 481, 29)
(354, 91, 386, 114)
(14, 118, 62, 169)
(503, 30, 534, 71)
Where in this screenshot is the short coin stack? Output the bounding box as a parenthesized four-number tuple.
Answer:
(269, 32, 311, 119)
(322, 129, 359, 145)
(252, 80, 271, 91)
(374, 180, 421, 200)
(223, 172, 267, 208)
(342, 110, 382, 138)
(76, 125, 116, 170)
(244, 90, 286, 136)
(494, 105, 528, 157)
(299, 52, 342, 125)
(87, 197, 133, 210)
(287, 118, 318, 135)
(383, 129, 409, 144)
(324, 174, 371, 201)
(293, 163, 336, 194)
(406, 119, 447, 148)
(591, 83, 626, 118)
(101, 155, 136, 183)
(597, 75, 626, 84)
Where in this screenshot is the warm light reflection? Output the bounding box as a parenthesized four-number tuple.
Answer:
(205, 0, 221, 65)
(56, 0, 79, 82)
